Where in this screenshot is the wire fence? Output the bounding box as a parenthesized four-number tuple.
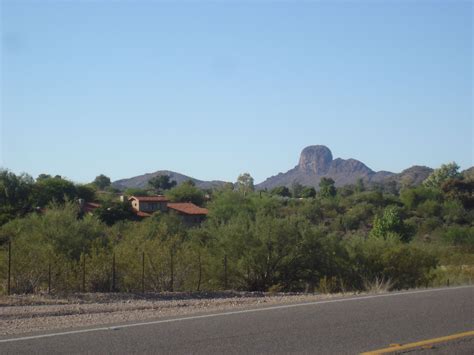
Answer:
(0, 241, 233, 295)
(1, 241, 470, 296)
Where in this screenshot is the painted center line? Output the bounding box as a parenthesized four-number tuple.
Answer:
(0, 285, 472, 344)
(361, 330, 474, 354)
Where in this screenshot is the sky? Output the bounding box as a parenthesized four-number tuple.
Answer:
(1, 0, 472, 184)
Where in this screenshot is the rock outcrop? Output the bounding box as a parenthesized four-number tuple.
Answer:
(256, 145, 395, 190)
(112, 145, 442, 192)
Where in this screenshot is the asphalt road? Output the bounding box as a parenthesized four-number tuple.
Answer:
(1, 286, 473, 354)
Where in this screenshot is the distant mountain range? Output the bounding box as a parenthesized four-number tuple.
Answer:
(256, 145, 433, 190)
(112, 145, 470, 191)
(112, 170, 227, 191)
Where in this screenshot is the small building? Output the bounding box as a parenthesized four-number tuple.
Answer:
(167, 202, 209, 225)
(128, 195, 169, 213)
(78, 199, 101, 215)
(127, 195, 208, 225)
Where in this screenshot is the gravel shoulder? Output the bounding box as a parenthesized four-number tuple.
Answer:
(0, 291, 364, 336)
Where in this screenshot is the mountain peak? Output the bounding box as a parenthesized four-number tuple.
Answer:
(298, 145, 333, 174)
(256, 145, 394, 190)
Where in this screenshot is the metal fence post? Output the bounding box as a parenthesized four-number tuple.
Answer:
(7, 240, 11, 296)
(82, 253, 86, 292)
(141, 251, 145, 293)
(197, 252, 202, 292)
(111, 253, 116, 292)
(170, 249, 174, 292)
(224, 254, 228, 290)
(48, 262, 51, 294)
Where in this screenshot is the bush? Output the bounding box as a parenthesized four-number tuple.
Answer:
(442, 226, 474, 249)
(344, 236, 438, 290)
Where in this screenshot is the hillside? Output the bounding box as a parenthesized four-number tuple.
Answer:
(112, 145, 445, 191)
(256, 145, 397, 190)
(112, 170, 227, 190)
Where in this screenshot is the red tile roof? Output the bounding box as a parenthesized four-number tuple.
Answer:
(129, 195, 169, 202)
(136, 211, 151, 217)
(167, 203, 208, 215)
(83, 202, 100, 213)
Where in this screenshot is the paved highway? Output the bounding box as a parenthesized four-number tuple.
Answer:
(1, 286, 473, 354)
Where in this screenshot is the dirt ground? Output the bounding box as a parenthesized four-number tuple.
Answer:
(0, 291, 361, 336)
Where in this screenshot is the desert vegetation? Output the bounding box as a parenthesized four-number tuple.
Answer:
(0, 163, 472, 295)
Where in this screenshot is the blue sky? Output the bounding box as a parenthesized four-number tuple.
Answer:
(1, 0, 472, 184)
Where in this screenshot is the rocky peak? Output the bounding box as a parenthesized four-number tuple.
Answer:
(298, 145, 333, 175)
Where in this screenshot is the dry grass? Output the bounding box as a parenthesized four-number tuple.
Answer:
(363, 277, 394, 293)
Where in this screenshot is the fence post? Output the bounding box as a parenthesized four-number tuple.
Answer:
(224, 254, 228, 290)
(197, 252, 202, 292)
(141, 251, 145, 293)
(111, 253, 116, 292)
(48, 262, 51, 294)
(170, 249, 174, 292)
(7, 240, 11, 296)
(82, 253, 86, 292)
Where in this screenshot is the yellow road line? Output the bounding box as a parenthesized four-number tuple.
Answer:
(361, 330, 474, 354)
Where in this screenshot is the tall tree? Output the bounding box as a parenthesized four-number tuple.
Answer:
(236, 173, 254, 196)
(300, 186, 316, 198)
(148, 175, 177, 194)
(76, 184, 96, 201)
(355, 178, 365, 193)
(319, 177, 336, 198)
(166, 182, 205, 206)
(370, 205, 411, 242)
(33, 177, 77, 206)
(93, 174, 111, 190)
(36, 174, 52, 182)
(291, 182, 304, 198)
(0, 169, 34, 225)
(423, 162, 461, 189)
(441, 178, 474, 209)
(270, 186, 291, 198)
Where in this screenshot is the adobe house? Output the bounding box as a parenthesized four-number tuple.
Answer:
(128, 195, 208, 225)
(78, 199, 100, 215)
(128, 195, 169, 213)
(167, 202, 209, 225)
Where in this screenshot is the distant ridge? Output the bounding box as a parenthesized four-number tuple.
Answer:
(255, 145, 434, 190)
(112, 145, 451, 191)
(112, 170, 227, 190)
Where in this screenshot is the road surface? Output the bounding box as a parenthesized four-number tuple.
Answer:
(1, 286, 473, 354)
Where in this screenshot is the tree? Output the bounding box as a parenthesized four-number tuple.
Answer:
(300, 186, 316, 198)
(441, 178, 474, 209)
(221, 182, 235, 191)
(148, 175, 177, 194)
(36, 174, 52, 182)
(93, 174, 111, 190)
(291, 182, 304, 198)
(270, 186, 291, 198)
(94, 201, 137, 225)
(355, 178, 365, 193)
(124, 188, 149, 197)
(463, 167, 474, 181)
(236, 173, 254, 196)
(183, 179, 196, 187)
(423, 162, 461, 189)
(76, 184, 96, 201)
(400, 185, 441, 210)
(33, 176, 77, 207)
(319, 178, 336, 198)
(166, 181, 205, 206)
(370, 205, 411, 242)
(0, 169, 34, 225)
